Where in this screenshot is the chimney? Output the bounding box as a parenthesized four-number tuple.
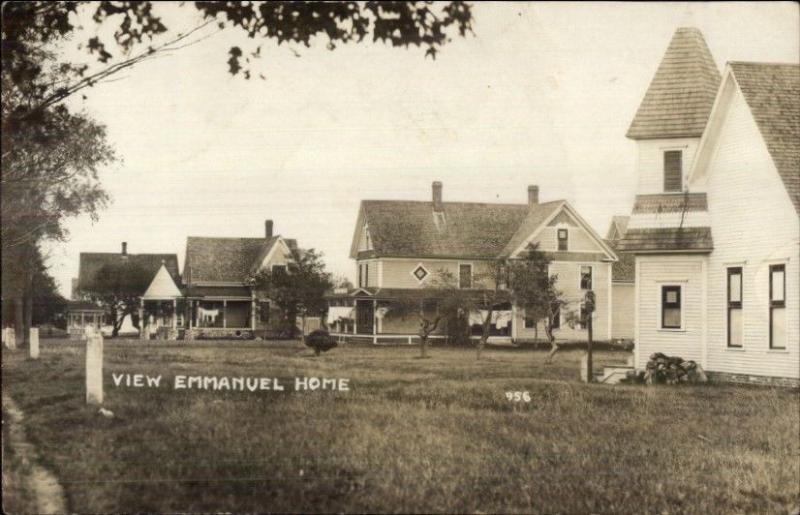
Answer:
(121, 242, 127, 255)
(528, 185, 539, 206)
(265, 219, 274, 239)
(432, 181, 443, 212)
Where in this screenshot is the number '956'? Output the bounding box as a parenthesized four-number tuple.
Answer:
(505, 391, 531, 402)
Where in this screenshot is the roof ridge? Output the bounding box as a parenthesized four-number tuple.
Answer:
(729, 60, 800, 67)
(363, 199, 564, 207)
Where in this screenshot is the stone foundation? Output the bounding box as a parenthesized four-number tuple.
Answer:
(707, 371, 799, 388)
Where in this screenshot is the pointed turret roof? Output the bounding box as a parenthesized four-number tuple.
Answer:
(143, 262, 182, 299)
(627, 27, 721, 140)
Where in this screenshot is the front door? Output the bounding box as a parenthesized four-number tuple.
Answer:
(356, 300, 374, 335)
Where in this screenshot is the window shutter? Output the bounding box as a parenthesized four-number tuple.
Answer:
(663, 150, 682, 192)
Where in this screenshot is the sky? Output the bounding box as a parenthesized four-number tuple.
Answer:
(47, 1, 799, 297)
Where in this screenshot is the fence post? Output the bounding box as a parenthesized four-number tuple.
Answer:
(3, 328, 16, 350)
(29, 327, 39, 359)
(86, 332, 104, 405)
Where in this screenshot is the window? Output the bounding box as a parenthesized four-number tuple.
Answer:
(272, 264, 287, 276)
(459, 264, 473, 289)
(524, 315, 536, 329)
(769, 264, 786, 349)
(358, 264, 363, 287)
(580, 265, 592, 290)
(727, 268, 742, 347)
(259, 301, 270, 323)
(551, 303, 561, 329)
(661, 285, 682, 329)
(663, 150, 682, 192)
(557, 228, 568, 251)
(365, 263, 369, 287)
(412, 264, 429, 282)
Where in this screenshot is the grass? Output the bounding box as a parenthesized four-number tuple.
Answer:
(2, 340, 799, 514)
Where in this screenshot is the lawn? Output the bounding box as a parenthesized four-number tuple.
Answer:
(2, 340, 799, 514)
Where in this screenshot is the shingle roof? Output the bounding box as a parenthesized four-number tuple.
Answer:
(66, 300, 105, 312)
(185, 236, 275, 283)
(605, 240, 635, 282)
(627, 27, 721, 140)
(730, 62, 800, 213)
(616, 227, 713, 253)
(360, 200, 563, 259)
(78, 252, 179, 292)
(349, 287, 512, 303)
(606, 215, 630, 240)
(632, 193, 708, 214)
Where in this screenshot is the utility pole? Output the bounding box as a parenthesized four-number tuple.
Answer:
(585, 290, 596, 383)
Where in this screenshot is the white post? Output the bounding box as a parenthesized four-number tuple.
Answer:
(172, 299, 177, 329)
(86, 333, 104, 405)
(580, 353, 588, 383)
(222, 300, 227, 328)
(29, 327, 39, 359)
(3, 328, 16, 350)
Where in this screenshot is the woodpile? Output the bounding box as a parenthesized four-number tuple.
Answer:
(645, 352, 707, 384)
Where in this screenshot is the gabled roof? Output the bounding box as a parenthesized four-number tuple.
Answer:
(353, 198, 616, 262)
(78, 252, 179, 292)
(605, 240, 635, 282)
(184, 235, 299, 284)
(606, 216, 629, 240)
(185, 236, 272, 284)
(355, 200, 535, 259)
(500, 201, 566, 257)
(729, 62, 800, 213)
(627, 27, 721, 140)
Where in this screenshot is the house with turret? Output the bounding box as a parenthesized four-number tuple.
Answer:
(617, 27, 799, 385)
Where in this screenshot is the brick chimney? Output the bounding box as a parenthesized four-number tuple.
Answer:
(432, 181, 443, 212)
(265, 219, 274, 239)
(528, 185, 539, 206)
(121, 242, 127, 256)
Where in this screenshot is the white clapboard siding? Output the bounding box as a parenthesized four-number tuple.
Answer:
(702, 85, 800, 379)
(635, 256, 706, 369)
(635, 137, 702, 194)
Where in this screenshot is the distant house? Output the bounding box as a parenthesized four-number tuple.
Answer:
(616, 27, 799, 385)
(329, 182, 618, 344)
(605, 216, 634, 341)
(73, 242, 180, 338)
(182, 220, 298, 339)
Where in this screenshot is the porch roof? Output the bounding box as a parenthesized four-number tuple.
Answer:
(346, 287, 512, 303)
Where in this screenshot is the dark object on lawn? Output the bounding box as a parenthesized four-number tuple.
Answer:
(645, 352, 707, 384)
(305, 330, 337, 356)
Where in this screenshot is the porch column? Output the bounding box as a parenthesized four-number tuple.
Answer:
(80, 312, 85, 328)
(222, 300, 227, 328)
(188, 300, 193, 329)
(250, 293, 256, 330)
(373, 299, 377, 344)
(172, 299, 177, 329)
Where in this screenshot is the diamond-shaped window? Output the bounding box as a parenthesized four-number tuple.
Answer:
(413, 265, 429, 282)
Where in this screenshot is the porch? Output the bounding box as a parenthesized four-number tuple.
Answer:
(326, 288, 515, 345)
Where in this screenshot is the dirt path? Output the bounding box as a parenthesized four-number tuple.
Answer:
(2, 394, 68, 514)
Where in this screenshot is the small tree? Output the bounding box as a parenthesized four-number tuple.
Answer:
(506, 244, 567, 362)
(248, 248, 333, 340)
(81, 261, 152, 337)
(391, 270, 467, 358)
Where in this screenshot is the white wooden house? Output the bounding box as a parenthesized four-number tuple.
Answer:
(617, 27, 799, 385)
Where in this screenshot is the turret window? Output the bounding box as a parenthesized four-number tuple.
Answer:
(663, 150, 683, 192)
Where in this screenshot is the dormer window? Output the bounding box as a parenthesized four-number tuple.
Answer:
(272, 264, 287, 276)
(663, 150, 683, 192)
(557, 228, 568, 251)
